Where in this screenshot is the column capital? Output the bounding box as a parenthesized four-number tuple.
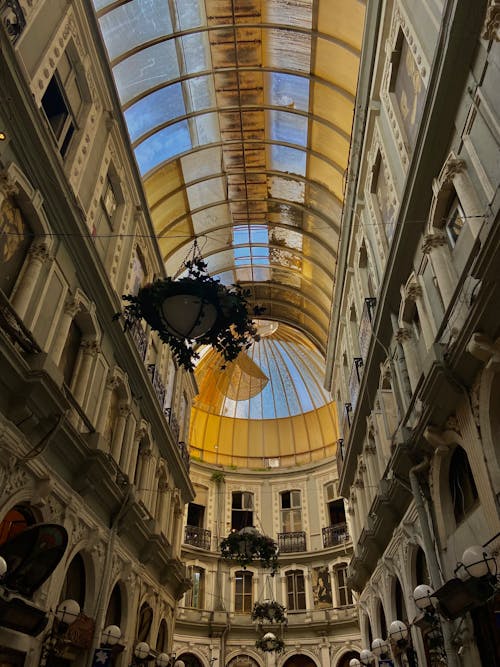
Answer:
(422, 231, 447, 254)
(28, 241, 51, 263)
(395, 327, 412, 342)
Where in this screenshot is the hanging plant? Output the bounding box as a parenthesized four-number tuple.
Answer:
(251, 600, 287, 624)
(114, 253, 264, 371)
(220, 528, 279, 574)
(255, 633, 285, 654)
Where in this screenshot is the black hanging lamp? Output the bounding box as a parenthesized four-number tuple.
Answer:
(115, 241, 264, 371)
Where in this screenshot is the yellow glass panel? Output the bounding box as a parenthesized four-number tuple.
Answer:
(310, 123, 351, 172)
(318, 0, 365, 51)
(314, 39, 360, 96)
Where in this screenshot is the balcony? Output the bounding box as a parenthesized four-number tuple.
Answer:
(341, 403, 352, 443)
(164, 407, 180, 442)
(322, 522, 349, 547)
(178, 441, 190, 471)
(184, 525, 212, 550)
(147, 363, 166, 408)
(336, 438, 345, 477)
(278, 531, 306, 553)
(130, 319, 147, 360)
(358, 297, 377, 362)
(348, 357, 364, 411)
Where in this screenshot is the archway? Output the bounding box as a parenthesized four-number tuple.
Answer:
(177, 653, 204, 667)
(336, 651, 360, 667)
(282, 655, 316, 667)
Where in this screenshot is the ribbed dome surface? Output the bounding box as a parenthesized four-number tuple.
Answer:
(190, 323, 338, 468)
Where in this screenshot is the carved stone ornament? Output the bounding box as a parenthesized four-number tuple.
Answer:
(482, 1, 500, 41)
(395, 327, 412, 342)
(0, 171, 19, 199)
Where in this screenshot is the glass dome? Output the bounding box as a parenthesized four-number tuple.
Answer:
(190, 323, 339, 468)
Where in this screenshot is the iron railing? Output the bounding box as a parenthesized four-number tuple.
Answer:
(278, 531, 307, 553)
(130, 319, 147, 360)
(184, 525, 211, 550)
(322, 523, 349, 547)
(147, 363, 166, 408)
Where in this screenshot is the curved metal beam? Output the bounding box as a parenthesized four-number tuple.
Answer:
(148, 167, 344, 212)
(130, 102, 351, 145)
(156, 195, 341, 238)
(122, 65, 355, 111)
(102, 21, 361, 67)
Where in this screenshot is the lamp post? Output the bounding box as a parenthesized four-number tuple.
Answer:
(349, 660, 361, 667)
(389, 621, 418, 667)
(359, 649, 375, 665)
(39, 599, 81, 666)
(413, 584, 447, 665)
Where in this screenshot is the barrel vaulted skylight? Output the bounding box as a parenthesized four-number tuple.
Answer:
(93, 0, 366, 358)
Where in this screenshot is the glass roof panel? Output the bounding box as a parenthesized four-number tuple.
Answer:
(124, 84, 186, 142)
(113, 42, 179, 105)
(270, 145, 306, 177)
(135, 121, 192, 175)
(98, 0, 173, 61)
(269, 110, 308, 147)
(268, 72, 310, 112)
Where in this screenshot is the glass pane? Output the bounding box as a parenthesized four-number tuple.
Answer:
(98, 0, 173, 61)
(124, 84, 186, 142)
(113, 42, 179, 104)
(134, 121, 192, 175)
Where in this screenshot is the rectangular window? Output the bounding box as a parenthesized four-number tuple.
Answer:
(234, 570, 253, 613)
(336, 566, 353, 606)
(185, 566, 205, 609)
(280, 490, 302, 532)
(41, 50, 82, 156)
(231, 492, 254, 530)
(286, 570, 306, 611)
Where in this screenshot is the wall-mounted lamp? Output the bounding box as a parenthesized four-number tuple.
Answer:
(0, 131, 7, 142)
(39, 599, 81, 666)
(389, 621, 418, 667)
(413, 584, 437, 611)
(0, 556, 7, 578)
(348, 659, 361, 667)
(371, 638, 394, 664)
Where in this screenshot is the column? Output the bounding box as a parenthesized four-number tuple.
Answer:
(95, 376, 117, 438)
(127, 427, 144, 483)
(11, 242, 51, 320)
(396, 327, 420, 392)
(72, 340, 98, 405)
(110, 405, 130, 463)
(157, 482, 171, 535)
(422, 232, 456, 308)
(148, 460, 160, 516)
(119, 411, 137, 475)
(138, 448, 152, 504)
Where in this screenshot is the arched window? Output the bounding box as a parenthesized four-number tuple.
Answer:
(105, 583, 122, 627)
(0, 197, 32, 297)
(0, 504, 37, 545)
(60, 552, 86, 611)
(234, 570, 253, 613)
(286, 569, 306, 610)
(377, 598, 387, 639)
(394, 578, 407, 623)
(449, 446, 479, 523)
(415, 547, 430, 587)
(156, 619, 168, 652)
(137, 602, 153, 642)
(59, 318, 83, 387)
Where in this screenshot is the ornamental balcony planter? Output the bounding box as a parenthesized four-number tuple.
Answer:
(114, 255, 264, 371)
(251, 600, 287, 624)
(220, 527, 279, 574)
(255, 632, 285, 654)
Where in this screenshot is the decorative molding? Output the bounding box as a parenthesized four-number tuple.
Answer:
(421, 231, 447, 254)
(482, 0, 500, 41)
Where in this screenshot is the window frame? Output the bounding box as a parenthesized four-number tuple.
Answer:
(234, 569, 253, 613)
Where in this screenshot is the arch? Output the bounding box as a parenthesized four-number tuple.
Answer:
(59, 551, 86, 611)
(155, 618, 168, 652)
(281, 654, 318, 667)
(137, 601, 154, 642)
(226, 651, 263, 667)
(448, 445, 479, 524)
(478, 358, 500, 494)
(332, 649, 360, 667)
(0, 502, 40, 545)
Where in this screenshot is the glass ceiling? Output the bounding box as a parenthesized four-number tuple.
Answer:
(93, 0, 366, 357)
(190, 323, 339, 468)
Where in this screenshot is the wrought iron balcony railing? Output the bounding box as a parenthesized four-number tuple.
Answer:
(278, 531, 307, 553)
(322, 523, 349, 547)
(178, 441, 190, 471)
(130, 319, 147, 360)
(184, 525, 212, 550)
(348, 357, 364, 411)
(358, 297, 377, 362)
(164, 407, 180, 442)
(147, 363, 166, 408)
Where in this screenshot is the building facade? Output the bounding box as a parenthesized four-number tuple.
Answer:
(327, 0, 500, 665)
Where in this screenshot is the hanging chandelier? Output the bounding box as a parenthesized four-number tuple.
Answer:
(115, 245, 264, 371)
